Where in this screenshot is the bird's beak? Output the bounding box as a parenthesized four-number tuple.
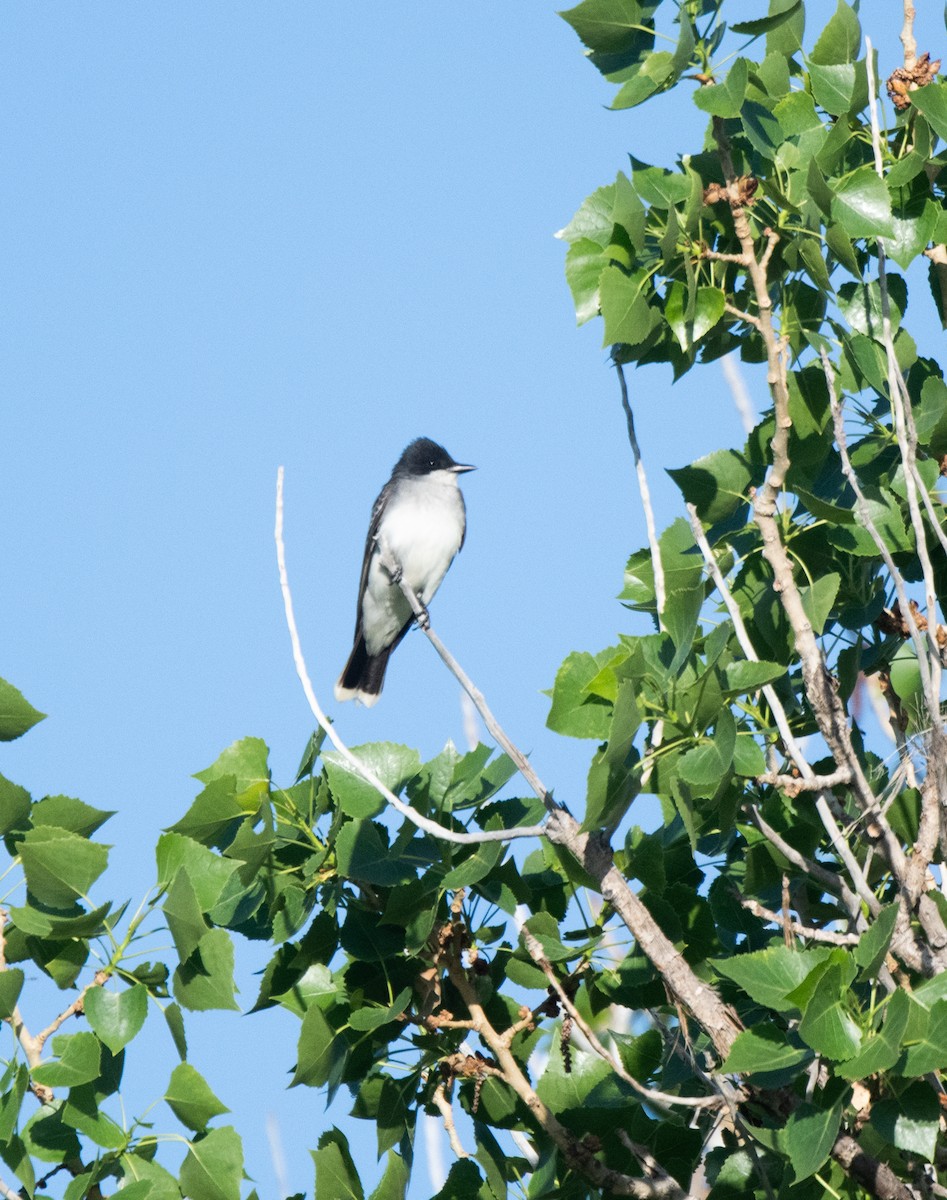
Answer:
(452, 463, 476, 474)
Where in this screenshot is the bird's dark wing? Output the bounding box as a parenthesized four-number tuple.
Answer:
(350, 480, 393, 639)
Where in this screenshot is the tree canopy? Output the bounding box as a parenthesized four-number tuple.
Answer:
(5, 1, 947, 1198)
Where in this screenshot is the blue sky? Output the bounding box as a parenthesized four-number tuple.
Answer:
(1, 3, 943, 1197)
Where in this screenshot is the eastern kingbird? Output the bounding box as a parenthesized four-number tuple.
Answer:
(335, 437, 475, 706)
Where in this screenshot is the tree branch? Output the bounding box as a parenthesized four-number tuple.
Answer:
(274, 468, 545, 845)
(522, 929, 724, 1113)
(614, 358, 666, 617)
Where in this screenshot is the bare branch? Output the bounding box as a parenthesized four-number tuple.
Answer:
(543, 810, 744, 1058)
(614, 358, 666, 616)
(274, 469, 545, 846)
(739, 897, 860, 946)
(35, 970, 109, 1053)
(686, 505, 888, 919)
(866, 43, 947, 882)
(377, 546, 558, 815)
(723, 302, 763, 330)
(431, 1083, 469, 1159)
(759, 767, 852, 795)
(900, 1, 917, 70)
(446, 950, 699, 1199)
(615, 1133, 703, 1200)
(747, 805, 864, 920)
(522, 929, 724, 1112)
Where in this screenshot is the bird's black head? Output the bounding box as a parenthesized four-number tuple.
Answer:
(394, 438, 475, 477)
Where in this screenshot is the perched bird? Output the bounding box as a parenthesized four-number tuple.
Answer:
(335, 437, 475, 706)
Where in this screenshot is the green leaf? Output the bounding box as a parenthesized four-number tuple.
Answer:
(732, 1, 801, 36)
(0, 679, 46, 742)
(887, 200, 939, 270)
(0, 775, 31, 837)
(732, 735, 766, 776)
(853, 903, 898, 978)
(335, 820, 417, 887)
(908, 80, 947, 141)
(713, 945, 833, 1011)
(32, 1032, 102, 1088)
(611, 50, 676, 110)
(831, 168, 895, 240)
(165, 1002, 188, 1061)
(558, 0, 656, 56)
(18, 826, 109, 908)
(600, 266, 659, 346)
(546, 649, 615, 739)
(441, 840, 504, 889)
(0, 969, 24, 1020)
(9, 899, 113, 940)
(179, 1125, 243, 1200)
(800, 573, 840, 634)
(900, 997, 947, 1073)
(165, 1062, 230, 1132)
(31, 795, 113, 837)
(556, 183, 617, 247)
(155, 833, 239, 912)
(766, 0, 805, 55)
(293, 1005, 338, 1089)
(837, 988, 910, 1079)
(797, 962, 861, 1060)
(565, 238, 606, 325)
(324, 743, 420, 819)
(368, 1150, 409, 1200)
(692, 58, 749, 118)
(523, 912, 573, 962)
(742, 101, 784, 160)
(723, 660, 785, 692)
(668, 449, 752, 524)
(62, 1083, 127, 1150)
(173, 929, 239, 1012)
(84, 984, 148, 1055)
(837, 277, 906, 339)
(348, 986, 413, 1033)
(872, 1083, 940, 1161)
(0, 1065, 29, 1144)
(723, 1024, 812, 1075)
(808, 62, 857, 116)
(168, 778, 247, 848)
(808, 0, 860, 64)
(164, 869, 209, 963)
(194, 737, 270, 810)
(612, 1028, 663, 1079)
(785, 1098, 843, 1180)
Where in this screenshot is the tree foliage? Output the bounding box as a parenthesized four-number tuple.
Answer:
(6, 1, 947, 1198)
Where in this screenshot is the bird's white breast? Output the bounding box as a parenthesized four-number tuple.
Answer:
(361, 470, 466, 656)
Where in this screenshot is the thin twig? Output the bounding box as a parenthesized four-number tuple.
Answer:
(686, 505, 885, 918)
(614, 358, 666, 616)
(900, 1, 917, 70)
(522, 930, 723, 1113)
(377, 546, 559, 815)
(445, 952, 674, 1198)
(274, 469, 545, 845)
(432, 1083, 469, 1159)
(759, 767, 852, 795)
(865, 43, 947, 893)
(739, 897, 860, 946)
(615, 1133, 701, 1200)
(35, 970, 109, 1052)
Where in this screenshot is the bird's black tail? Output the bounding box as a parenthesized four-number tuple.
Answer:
(334, 619, 413, 707)
(334, 635, 393, 708)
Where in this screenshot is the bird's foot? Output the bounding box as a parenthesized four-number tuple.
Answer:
(416, 604, 431, 631)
